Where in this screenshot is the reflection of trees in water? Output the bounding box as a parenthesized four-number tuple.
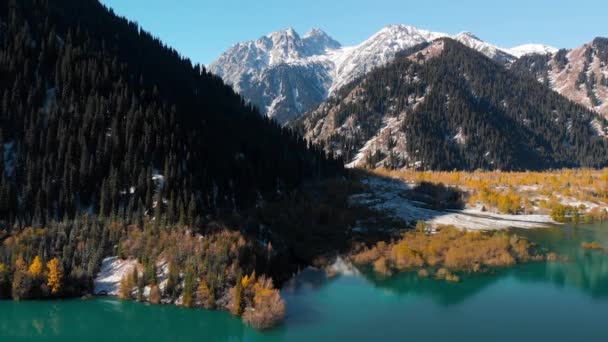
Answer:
(515, 224, 608, 299)
(513, 249, 608, 299)
(277, 268, 335, 330)
(281, 268, 329, 296)
(361, 269, 502, 306)
(0, 299, 250, 341)
(360, 224, 608, 305)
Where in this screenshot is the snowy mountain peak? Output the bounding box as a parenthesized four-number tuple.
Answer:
(266, 26, 299, 39)
(304, 28, 329, 39)
(210, 25, 569, 124)
(303, 27, 342, 53)
(454, 31, 515, 64)
(456, 31, 481, 40)
(374, 24, 447, 42)
(327, 25, 448, 94)
(507, 44, 559, 58)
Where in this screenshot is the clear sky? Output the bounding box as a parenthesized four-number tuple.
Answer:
(100, 0, 607, 66)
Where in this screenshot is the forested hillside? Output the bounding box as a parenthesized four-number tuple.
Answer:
(511, 38, 608, 117)
(0, 0, 341, 228)
(0, 0, 343, 327)
(298, 39, 608, 170)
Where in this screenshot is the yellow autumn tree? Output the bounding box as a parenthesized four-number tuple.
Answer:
(46, 258, 63, 295)
(197, 280, 215, 309)
(242, 276, 286, 329)
(28, 256, 43, 277)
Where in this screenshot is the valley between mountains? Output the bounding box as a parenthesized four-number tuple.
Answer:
(2, 0, 608, 335)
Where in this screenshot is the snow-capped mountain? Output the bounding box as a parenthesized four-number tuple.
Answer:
(454, 32, 516, 65)
(296, 39, 608, 170)
(209, 27, 340, 94)
(209, 25, 558, 124)
(327, 25, 448, 94)
(511, 37, 608, 117)
(209, 27, 340, 123)
(507, 44, 559, 58)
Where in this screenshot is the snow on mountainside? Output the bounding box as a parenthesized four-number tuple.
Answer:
(209, 25, 560, 124)
(328, 25, 448, 94)
(209, 27, 340, 93)
(298, 38, 608, 171)
(511, 37, 608, 118)
(507, 44, 559, 58)
(454, 32, 515, 65)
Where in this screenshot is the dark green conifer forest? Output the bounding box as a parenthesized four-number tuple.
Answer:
(0, 0, 343, 302)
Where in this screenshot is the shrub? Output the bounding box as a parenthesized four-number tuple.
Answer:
(373, 257, 391, 276)
(149, 284, 161, 304)
(242, 276, 286, 330)
(407, 182, 465, 210)
(417, 269, 429, 278)
(352, 225, 541, 278)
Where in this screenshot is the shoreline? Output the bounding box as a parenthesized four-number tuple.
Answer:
(352, 176, 555, 231)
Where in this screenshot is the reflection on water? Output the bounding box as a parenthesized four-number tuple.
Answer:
(0, 298, 253, 341)
(2, 223, 608, 341)
(356, 223, 608, 305)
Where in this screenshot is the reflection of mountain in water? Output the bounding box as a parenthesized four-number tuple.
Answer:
(358, 223, 608, 305)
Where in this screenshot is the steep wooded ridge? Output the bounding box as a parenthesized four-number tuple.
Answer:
(297, 39, 608, 171)
(511, 38, 608, 118)
(0, 1, 350, 328)
(0, 0, 341, 227)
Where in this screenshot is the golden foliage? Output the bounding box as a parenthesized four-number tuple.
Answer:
(118, 267, 137, 300)
(28, 256, 43, 277)
(372, 168, 608, 217)
(373, 257, 391, 276)
(241, 272, 255, 288)
(352, 226, 541, 278)
(228, 276, 244, 316)
(197, 280, 215, 309)
(242, 276, 286, 330)
(46, 258, 63, 295)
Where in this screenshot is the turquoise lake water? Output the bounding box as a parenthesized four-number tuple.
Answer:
(1, 223, 608, 341)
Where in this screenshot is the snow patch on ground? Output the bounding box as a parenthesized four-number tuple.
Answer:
(453, 127, 466, 145)
(590, 119, 607, 137)
(327, 256, 360, 276)
(346, 115, 404, 168)
(94, 257, 139, 295)
(354, 176, 553, 231)
(507, 44, 558, 58)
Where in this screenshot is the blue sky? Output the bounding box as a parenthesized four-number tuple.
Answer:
(101, 0, 607, 65)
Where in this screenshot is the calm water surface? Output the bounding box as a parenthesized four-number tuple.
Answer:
(2, 223, 608, 341)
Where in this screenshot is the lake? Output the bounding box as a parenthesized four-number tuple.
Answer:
(2, 223, 608, 341)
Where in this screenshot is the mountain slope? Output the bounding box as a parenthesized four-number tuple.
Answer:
(297, 39, 608, 171)
(208, 28, 341, 123)
(453, 32, 516, 65)
(511, 38, 608, 118)
(507, 44, 559, 58)
(209, 25, 531, 124)
(0, 0, 341, 227)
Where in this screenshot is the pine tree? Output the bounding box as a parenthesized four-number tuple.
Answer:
(231, 275, 245, 316)
(182, 264, 195, 308)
